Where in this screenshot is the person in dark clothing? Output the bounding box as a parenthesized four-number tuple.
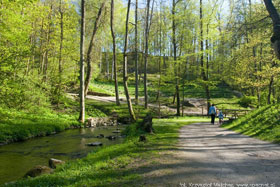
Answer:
(208, 104, 216, 125)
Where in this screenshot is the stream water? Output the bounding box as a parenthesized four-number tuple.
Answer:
(0, 126, 124, 184)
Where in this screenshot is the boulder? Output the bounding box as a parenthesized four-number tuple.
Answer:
(86, 142, 103, 146)
(96, 134, 104, 138)
(49, 158, 65, 169)
(233, 90, 243, 98)
(24, 165, 53, 178)
(182, 100, 195, 107)
(140, 114, 154, 133)
(106, 135, 116, 140)
(87, 117, 96, 127)
(111, 112, 119, 120)
(139, 135, 147, 142)
(118, 117, 131, 124)
(0, 142, 7, 146)
(85, 117, 118, 128)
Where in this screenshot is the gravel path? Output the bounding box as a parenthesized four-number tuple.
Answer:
(142, 123, 280, 187)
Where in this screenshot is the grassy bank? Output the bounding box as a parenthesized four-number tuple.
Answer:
(5, 116, 208, 186)
(222, 104, 280, 143)
(0, 97, 107, 144)
(0, 107, 80, 144)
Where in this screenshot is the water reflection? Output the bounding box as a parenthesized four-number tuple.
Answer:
(0, 126, 123, 184)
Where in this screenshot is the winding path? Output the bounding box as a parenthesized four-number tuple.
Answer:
(143, 123, 280, 186)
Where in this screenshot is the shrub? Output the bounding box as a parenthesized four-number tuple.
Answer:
(238, 96, 256, 108)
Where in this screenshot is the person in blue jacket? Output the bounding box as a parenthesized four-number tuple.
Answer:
(218, 110, 224, 125)
(209, 104, 216, 125)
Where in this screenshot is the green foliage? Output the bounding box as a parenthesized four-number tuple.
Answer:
(238, 96, 257, 108)
(0, 0, 79, 110)
(223, 104, 280, 143)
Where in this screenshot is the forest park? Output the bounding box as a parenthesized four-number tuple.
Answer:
(1, 0, 280, 186)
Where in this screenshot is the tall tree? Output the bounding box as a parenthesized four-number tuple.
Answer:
(84, 2, 105, 96)
(263, 0, 280, 60)
(42, 3, 53, 82)
(58, 0, 64, 104)
(110, 0, 120, 105)
(79, 0, 86, 123)
(144, 0, 151, 109)
(123, 0, 136, 121)
(135, 0, 139, 105)
(172, 0, 180, 116)
(200, 0, 210, 112)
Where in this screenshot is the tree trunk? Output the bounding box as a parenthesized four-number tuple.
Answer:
(123, 0, 136, 121)
(268, 75, 274, 105)
(39, 18, 44, 76)
(106, 50, 109, 79)
(58, 0, 64, 104)
(263, 0, 280, 59)
(110, 0, 120, 105)
(43, 4, 53, 82)
(79, 0, 86, 123)
(200, 0, 210, 112)
(172, 0, 180, 116)
(84, 2, 105, 96)
(206, 24, 209, 79)
(144, 0, 151, 109)
(99, 48, 102, 73)
(135, 0, 139, 105)
(182, 60, 187, 116)
(111, 58, 114, 80)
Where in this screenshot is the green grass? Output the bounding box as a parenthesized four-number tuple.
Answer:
(5, 116, 207, 187)
(0, 96, 107, 144)
(91, 80, 144, 97)
(222, 104, 280, 143)
(0, 107, 80, 144)
(91, 79, 246, 110)
(88, 84, 115, 96)
(85, 99, 151, 119)
(211, 97, 251, 110)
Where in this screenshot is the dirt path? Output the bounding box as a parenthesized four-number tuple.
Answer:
(141, 123, 280, 186)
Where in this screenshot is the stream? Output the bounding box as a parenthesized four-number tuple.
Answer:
(0, 126, 124, 184)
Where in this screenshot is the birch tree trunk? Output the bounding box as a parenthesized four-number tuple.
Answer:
(84, 2, 105, 96)
(110, 0, 120, 105)
(43, 3, 53, 82)
(135, 0, 139, 105)
(144, 0, 151, 109)
(58, 0, 64, 104)
(123, 0, 136, 121)
(79, 0, 86, 123)
(106, 50, 109, 79)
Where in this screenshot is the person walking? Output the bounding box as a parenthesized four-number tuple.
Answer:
(218, 110, 224, 125)
(209, 104, 216, 125)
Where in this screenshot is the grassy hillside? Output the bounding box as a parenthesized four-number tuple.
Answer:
(0, 97, 107, 144)
(222, 104, 280, 143)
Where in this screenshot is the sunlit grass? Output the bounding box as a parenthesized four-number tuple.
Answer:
(222, 104, 280, 143)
